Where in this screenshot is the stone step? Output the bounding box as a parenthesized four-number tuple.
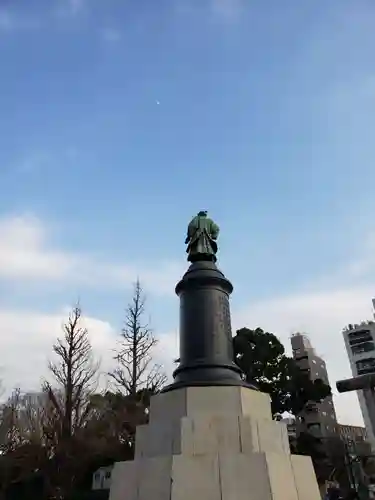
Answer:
(149, 386, 272, 424)
(135, 414, 290, 459)
(109, 451, 320, 500)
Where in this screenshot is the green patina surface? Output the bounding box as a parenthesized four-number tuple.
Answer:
(185, 210, 219, 263)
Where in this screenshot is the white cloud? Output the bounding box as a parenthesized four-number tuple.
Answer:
(0, 214, 179, 389)
(153, 329, 179, 380)
(1, 213, 374, 426)
(0, 215, 76, 280)
(0, 306, 176, 398)
(0, 308, 114, 394)
(234, 286, 375, 426)
(0, 214, 184, 295)
(0, 286, 371, 427)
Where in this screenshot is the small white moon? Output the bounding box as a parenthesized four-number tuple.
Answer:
(156, 100, 160, 105)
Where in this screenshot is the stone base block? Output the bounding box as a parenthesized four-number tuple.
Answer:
(109, 451, 320, 500)
(109, 386, 320, 500)
(149, 385, 272, 423)
(135, 414, 290, 458)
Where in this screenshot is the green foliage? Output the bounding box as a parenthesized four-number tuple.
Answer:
(90, 389, 153, 449)
(0, 389, 150, 499)
(1, 323, 335, 498)
(292, 432, 326, 460)
(232, 327, 344, 485)
(233, 327, 331, 416)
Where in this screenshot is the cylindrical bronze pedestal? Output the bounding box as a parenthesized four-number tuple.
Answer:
(163, 261, 255, 392)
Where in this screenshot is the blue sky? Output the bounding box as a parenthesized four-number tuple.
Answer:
(1, 0, 375, 425)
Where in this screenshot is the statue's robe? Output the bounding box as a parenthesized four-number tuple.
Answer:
(186, 216, 219, 262)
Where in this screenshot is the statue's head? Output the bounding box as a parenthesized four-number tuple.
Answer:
(198, 210, 208, 217)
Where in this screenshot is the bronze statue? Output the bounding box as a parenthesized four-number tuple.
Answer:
(185, 211, 220, 262)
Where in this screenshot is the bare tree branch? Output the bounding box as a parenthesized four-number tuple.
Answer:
(109, 280, 167, 397)
(44, 304, 100, 441)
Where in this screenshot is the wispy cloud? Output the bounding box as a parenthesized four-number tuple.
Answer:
(345, 232, 375, 279)
(101, 27, 122, 43)
(209, 0, 244, 22)
(54, 0, 86, 18)
(0, 214, 184, 296)
(0, 306, 177, 395)
(174, 0, 244, 22)
(0, 211, 373, 425)
(0, 9, 39, 33)
(15, 152, 50, 175)
(0, 269, 372, 426)
(0, 308, 114, 393)
(69, 0, 85, 15)
(230, 221, 375, 427)
(1, 149, 80, 180)
(0, 215, 75, 281)
(0, 10, 12, 32)
(235, 285, 374, 426)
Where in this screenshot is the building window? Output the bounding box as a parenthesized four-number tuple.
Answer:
(356, 358, 375, 374)
(295, 355, 308, 361)
(306, 405, 318, 413)
(349, 330, 373, 346)
(300, 368, 310, 374)
(351, 342, 375, 355)
(322, 411, 327, 416)
(307, 423, 321, 435)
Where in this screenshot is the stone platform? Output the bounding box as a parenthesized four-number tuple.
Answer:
(109, 386, 320, 500)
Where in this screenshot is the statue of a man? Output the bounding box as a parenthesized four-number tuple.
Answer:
(185, 211, 220, 262)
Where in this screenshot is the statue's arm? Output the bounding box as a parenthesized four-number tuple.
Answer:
(187, 218, 198, 240)
(185, 226, 191, 244)
(211, 221, 220, 240)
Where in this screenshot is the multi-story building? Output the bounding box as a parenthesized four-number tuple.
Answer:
(343, 308, 375, 450)
(339, 424, 371, 461)
(339, 424, 367, 444)
(291, 333, 338, 439)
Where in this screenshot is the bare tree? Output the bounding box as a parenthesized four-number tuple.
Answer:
(37, 305, 101, 498)
(109, 280, 167, 398)
(0, 389, 47, 499)
(0, 310, 101, 499)
(44, 304, 99, 441)
(0, 389, 24, 455)
(0, 388, 46, 451)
